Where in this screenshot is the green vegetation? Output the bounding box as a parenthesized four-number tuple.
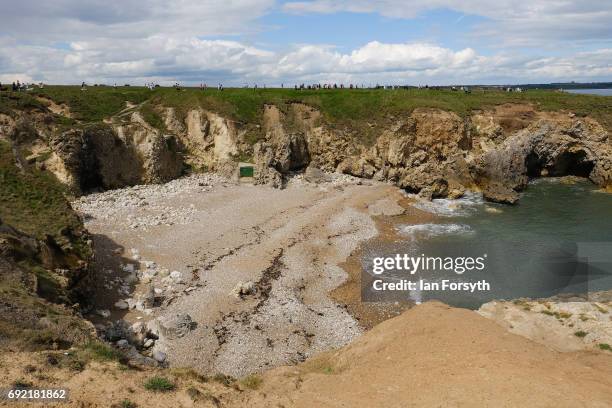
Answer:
(240, 374, 263, 390)
(0, 140, 82, 240)
(144, 376, 176, 392)
(118, 400, 137, 408)
(599, 343, 612, 352)
(34, 86, 149, 122)
(139, 102, 166, 132)
(0, 91, 47, 116)
(574, 331, 588, 338)
(82, 341, 125, 362)
(29, 86, 612, 132)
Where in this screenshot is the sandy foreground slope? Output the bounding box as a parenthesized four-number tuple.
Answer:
(233, 302, 612, 408)
(1, 302, 611, 407)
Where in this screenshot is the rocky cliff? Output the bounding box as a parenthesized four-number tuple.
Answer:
(2, 94, 611, 202)
(0, 136, 95, 351)
(250, 103, 612, 203)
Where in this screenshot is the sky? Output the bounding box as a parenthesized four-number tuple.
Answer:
(0, 0, 611, 86)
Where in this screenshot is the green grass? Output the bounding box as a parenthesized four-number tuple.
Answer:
(31, 86, 612, 134)
(0, 91, 48, 116)
(139, 102, 166, 132)
(0, 140, 82, 240)
(574, 330, 588, 338)
(144, 376, 176, 392)
(34, 86, 149, 122)
(82, 341, 125, 362)
(599, 343, 612, 352)
(118, 399, 137, 408)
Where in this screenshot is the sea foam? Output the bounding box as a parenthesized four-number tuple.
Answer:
(408, 191, 484, 217)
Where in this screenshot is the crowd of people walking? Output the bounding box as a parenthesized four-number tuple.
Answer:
(0, 80, 45, 92)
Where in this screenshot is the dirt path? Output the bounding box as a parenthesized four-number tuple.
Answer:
(74, 173, 403, 376)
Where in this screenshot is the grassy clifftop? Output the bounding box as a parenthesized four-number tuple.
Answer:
(33, 86, 612, 130)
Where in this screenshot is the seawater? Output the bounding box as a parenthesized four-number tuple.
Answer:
(362, 179, 612, 309)
(566, 89, 612, 96)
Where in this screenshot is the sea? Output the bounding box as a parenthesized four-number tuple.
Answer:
(566, 89, 612, 96)
(361, 178, 612, 309)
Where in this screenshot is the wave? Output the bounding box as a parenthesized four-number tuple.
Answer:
(408, 191, 484, 217)
(397, 223, 473, 238)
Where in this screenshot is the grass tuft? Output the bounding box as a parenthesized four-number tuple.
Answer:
(598, 343, 612, 352)
(240, 374, 263, 390)
(83, 341, 124, 362)
(144, 376, 175, 392)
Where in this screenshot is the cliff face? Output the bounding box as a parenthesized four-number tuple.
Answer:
(0, 137, 95, 351)
(250, 103, 612, 202)
(3, 97, 611, 202)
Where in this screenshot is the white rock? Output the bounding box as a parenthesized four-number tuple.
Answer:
(232, 281, 256, 298)
(122, 264, 135, 273)
(152, 350, 166, 363)
(114, 300, 129, 310)
(96, 309, 111, 318)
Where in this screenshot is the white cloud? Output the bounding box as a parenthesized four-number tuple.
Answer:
(3, 38, 610, 86)
(0, 0, 611, 85)
(4, 0, 276, 40)
(283, 1, 612, 46)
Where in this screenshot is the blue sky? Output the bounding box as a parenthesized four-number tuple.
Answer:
(0, 0, 610, 85)
(253, 8, 485, 53)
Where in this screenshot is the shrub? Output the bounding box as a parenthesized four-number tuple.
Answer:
(120, 400, 137, 408)
(240, 374, 263, 390)
(574, 331, 588, 338)
(144, 376, 175, 392)
(84, 341, 124, 362)
(598, 343, 612, 352)
(212, 373, 235, 386)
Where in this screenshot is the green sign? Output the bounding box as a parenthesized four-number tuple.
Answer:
(240, 166, 254, 177)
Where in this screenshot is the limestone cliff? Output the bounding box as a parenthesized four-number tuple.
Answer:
(250, 103, 612, 202)
(3, 97, 610, 203)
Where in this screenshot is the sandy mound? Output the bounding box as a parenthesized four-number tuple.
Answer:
(234, 302, 612, 407)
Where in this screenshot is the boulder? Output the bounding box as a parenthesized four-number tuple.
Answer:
(232, 281, 256, 298)
(114, 300, 129, 310)
(482, 183, 519, 205)
(155, 313, 196, 339)
(152, 350, 167, 363)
